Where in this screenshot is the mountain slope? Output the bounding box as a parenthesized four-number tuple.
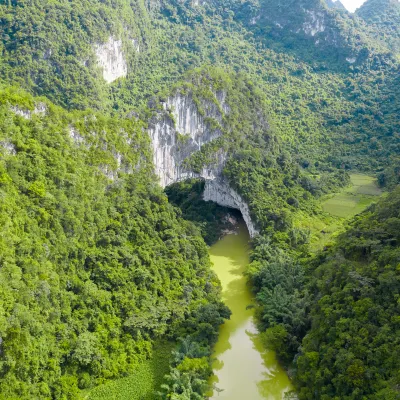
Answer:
(325, 0, 347, 10)
(0, 0, 150, 110)
(356, 0, 400, 53)
(0, 0, 399, 398)
(230, 0, 390, 66)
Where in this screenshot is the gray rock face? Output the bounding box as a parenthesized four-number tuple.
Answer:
(148, 93, 224, 187)
(148, 92, 259, 237)
(95, 37, 127, 83)
(11, 103, 47, 119)
(0, 141, 16, 156)
(68, 125, 85, 145)
(302, 9, 326, 37)
(203, 179, 259, 237)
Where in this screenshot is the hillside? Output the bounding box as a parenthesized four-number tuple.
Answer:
(229, 0, 390, 65)
(0, 87, 229, 399)
(357, 0, 400, 53)
(326, 0, 347, 10)
(1, 0, 398, 174)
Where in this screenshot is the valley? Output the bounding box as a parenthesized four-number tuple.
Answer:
(0, 0, 399, 399)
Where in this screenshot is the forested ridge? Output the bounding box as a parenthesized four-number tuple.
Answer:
(0, 0, 399, 399)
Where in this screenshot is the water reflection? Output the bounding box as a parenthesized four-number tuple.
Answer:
(209, 222, 294, 399)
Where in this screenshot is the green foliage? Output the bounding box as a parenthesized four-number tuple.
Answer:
(357, 0, 400, 54)
(321, 175, 382, 218)
(163, 68, 352, 241)
(231, 0, 390, 66)
(261, 325, 290, 364)
(0, 0, 148, 110)
(0, 88, 228, 399)
(159, 368, 206, 400)
(247, 242, 310, 365)
(0, 0, 399, 399)
(1, 0, 399, 184)
(165, 179, 235, 245)
(88, 342, 173, 400)
(295, 188, 400, 399)
(157, 297, 230, 399)
(158, 335, 221, 400)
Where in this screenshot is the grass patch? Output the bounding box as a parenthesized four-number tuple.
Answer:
(86, 342, 173, 400)
(346, 174, 382, 196)
(296, 174, 383, 252)
(322, 174, 382, 218)
(322, 193, 372, 218)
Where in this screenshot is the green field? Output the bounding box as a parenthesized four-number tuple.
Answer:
(345, 174, 383, 196)
(87, 343, 173, 400)
(296, 174, 384, 252)
(322, 174, 382, 218)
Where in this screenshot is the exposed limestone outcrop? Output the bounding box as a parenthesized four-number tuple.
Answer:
(95, 37, 127, 83)
(0, 141, 16, 156)
(148, 91, 259, 237)
(148, 92, 225, 187)
(11, 103, 47, 119)
(68, 126, 85, 145)
(132, 39, 140, 53)
(203, 179, 258, 237)
(303, 10, 326, 37)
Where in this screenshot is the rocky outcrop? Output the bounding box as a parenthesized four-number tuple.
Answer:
(0, 141, 16, 156)
(69, 126, 85, 145)
(303, 10, 326, 37)
(11, 103, 47, 119)
(203, 179, 258, 237)
(95, 37, 127, 83)
(148, 91, 259, 237)
(148, 92, 225, 187)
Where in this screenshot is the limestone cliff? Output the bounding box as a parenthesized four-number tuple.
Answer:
(148, 92, 225, 187)
(148, 91, 259, 237)
(95, 37, 127, 83)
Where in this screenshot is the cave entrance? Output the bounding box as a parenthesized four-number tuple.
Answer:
(164, 178, 244, 245)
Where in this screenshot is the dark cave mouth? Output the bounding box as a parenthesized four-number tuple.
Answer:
(164, 178, 244, 245)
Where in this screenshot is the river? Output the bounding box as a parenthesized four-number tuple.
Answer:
(208, 221, 294, 399)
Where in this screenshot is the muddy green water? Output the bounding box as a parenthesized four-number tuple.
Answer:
(209, 222, 294, 399)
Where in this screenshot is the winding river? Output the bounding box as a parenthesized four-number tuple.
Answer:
(208, 221, 293, 399)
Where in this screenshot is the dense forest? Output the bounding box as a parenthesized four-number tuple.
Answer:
(0, 0, 399, 398)
(0, 87, 230, 399)
(295, 188, 400, 399)
(356, 0, 400, 53)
